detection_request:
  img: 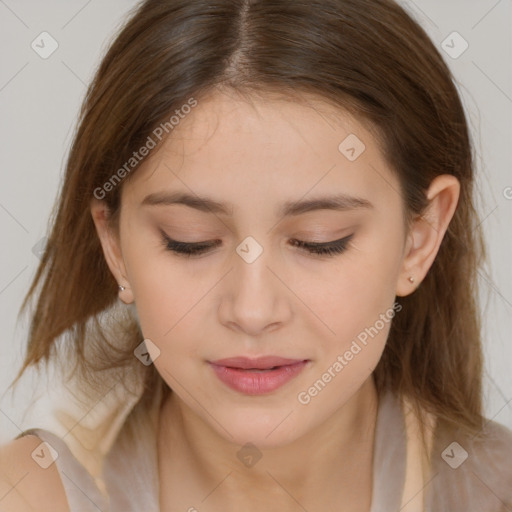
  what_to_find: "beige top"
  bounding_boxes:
[16,378,512,512]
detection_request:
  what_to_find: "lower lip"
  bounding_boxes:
[209,361,309,395]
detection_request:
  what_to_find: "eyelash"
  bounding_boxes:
[161,233,354,258]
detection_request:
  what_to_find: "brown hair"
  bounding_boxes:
[11,0,486,450]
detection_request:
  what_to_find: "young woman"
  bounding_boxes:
[1,0,511,511]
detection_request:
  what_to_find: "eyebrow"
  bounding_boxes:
[141,191,373,217]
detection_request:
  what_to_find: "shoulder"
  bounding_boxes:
[464,419,512,471]
[469,419,512,479]
[428,418,512,511]
[0,434,69,512]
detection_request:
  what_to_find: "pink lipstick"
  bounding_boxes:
[209,356,309,395]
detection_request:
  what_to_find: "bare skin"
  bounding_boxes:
[157,376,378,512]
[90,88,460,511]
[0,435,69,512]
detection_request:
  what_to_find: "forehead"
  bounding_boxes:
[122,90,402,214]
[161,89,375,157]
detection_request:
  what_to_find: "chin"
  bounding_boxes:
[210,408,308,450]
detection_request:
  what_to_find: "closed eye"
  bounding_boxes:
[289,234,354,256]
[161,232,354,258]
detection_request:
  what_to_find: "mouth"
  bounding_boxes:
[208,356,310,395]
[210,356,307,370]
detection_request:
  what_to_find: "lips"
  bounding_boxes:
[208,356,309,395]
[210,356,306,370]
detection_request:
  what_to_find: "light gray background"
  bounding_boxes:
[1,0,511,444]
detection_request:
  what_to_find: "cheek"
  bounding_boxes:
[129,266,211,389]
[296,298,398,414]
[121,235,203,350]
[295,228,404,351]
[133,279,205,347]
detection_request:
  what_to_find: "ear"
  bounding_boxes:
[396,175,460,297]
[90,198,135,304]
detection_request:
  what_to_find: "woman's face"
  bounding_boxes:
[110,90,411,448]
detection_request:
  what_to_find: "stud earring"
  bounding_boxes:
[118,285,126,291]
[408,276,415,284]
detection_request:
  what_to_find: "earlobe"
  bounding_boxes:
[396,175,460,297]
[90,198,135,304]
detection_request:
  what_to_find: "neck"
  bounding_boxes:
[158,377,379,511]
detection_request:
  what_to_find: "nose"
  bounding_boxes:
[217,245,292,337]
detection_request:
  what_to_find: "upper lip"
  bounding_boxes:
[209,356,307,370]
